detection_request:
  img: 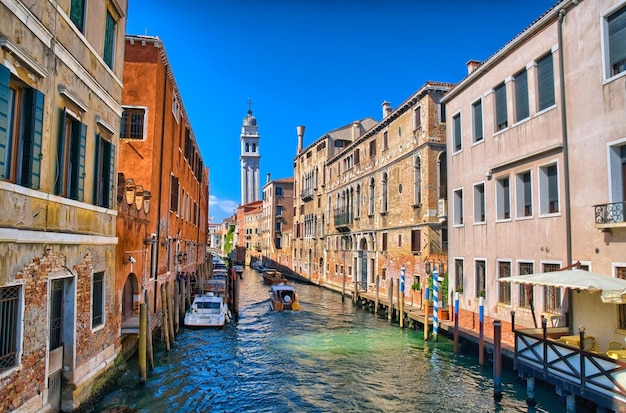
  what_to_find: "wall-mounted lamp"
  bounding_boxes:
[425,260,431,275]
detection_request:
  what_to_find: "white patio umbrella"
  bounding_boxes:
[498,268,626,304]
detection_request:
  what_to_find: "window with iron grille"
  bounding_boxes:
[475,260,486,297]
[120,108,145,139]
[498,261,511,304]
[50,279,63,349]
[543,263,562,312]
[518,262,534,308]
[92,272,104,328]
[0,285,20,372]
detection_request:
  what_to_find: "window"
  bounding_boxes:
[170,175,179,212]
[103,10,117,69]
[496,177,511,220]
[55,109,86,201]
[453,188,464,225]
[474,183,485,223]
[275,222,282,232]
[414,156,422,205]
[516,171,533,217]
[455,259,464,293]
[494,82,508,131]
[70,0,86,32]
[617,267,626,329]
[543,263,561,312]
[414,106,422,129]
[539,164,559,214]
[0,285,20,372]
[275,237,282,249]
[519,262,534,308]
[369,139,376,157]
[383,131,388,151]
[382,232,388,251]
[92,271,104,328]
[411,229,421,253]
[369,178,375,215]
[498,261,511,304]
[475,260,486,298]
[172,96,180,122]
[381,172,388,213]
[276,187,283,196]
[514,69,529,121]
[607,6,626,77]
[94,134,115,208]
[398,234,402,247]
[355,184,361,218]
[472,99,483,143]
[276,206,283,216]
[452,113,462,152]
[120,107,145,139]
[537,53,555,111]
[0,66,44,189]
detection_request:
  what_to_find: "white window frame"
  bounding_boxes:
[538,161,560,216]
[453,187,464,227]
[515,170,534,219]
[496,176,511,221]
[473,182,486,224]
[602,2,626,82]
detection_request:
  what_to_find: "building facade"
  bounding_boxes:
[240,108,261,205]
[119,35,209,343]
[442,0,626,346]
[237,201,263,265]
[262,176,294,270]
[0,0,127,411]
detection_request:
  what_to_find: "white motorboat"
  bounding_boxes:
[184,292,230,328]
[269,283,300,311]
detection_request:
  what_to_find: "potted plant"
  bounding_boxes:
[478,289,486,298]
[455,286,464,294]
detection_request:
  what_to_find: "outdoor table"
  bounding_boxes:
[607,349,626,360]
[559,335,596,349]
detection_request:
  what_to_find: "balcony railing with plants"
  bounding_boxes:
[594,201,626,228]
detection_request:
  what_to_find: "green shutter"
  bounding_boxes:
[93,134,101,205]
[472,100,483,141]
[495,83,507,129]
[21,89,44,189]
[76,122,87,201]
[55,109,67,195]
[0,65,9,178]
[537,54,555,110]
[515,70,529,121]
[108,143,115,208]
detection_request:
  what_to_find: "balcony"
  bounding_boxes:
[594,201,626,229]
[301,188,314,202]
[333,208,353,232]
[437,198,447,222]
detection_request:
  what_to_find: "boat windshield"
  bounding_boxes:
[197,301,222,310]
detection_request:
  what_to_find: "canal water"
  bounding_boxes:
[96,268,564,413]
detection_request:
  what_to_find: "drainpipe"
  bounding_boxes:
[155,58,168,309]
[558,5,573,329]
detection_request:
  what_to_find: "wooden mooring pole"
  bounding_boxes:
[388,278,394,321]
[342,273,346,302]
[375,275,380,315]
[138,303,147,383]
[493,320,502,401]
[145,290,154,370]
[478,297,484,366]
[160,283,170,351]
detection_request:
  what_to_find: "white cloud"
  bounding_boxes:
[209,195,239,223]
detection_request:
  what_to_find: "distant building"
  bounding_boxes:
[208,223,223,252]
[240,106,261,205]
[237,201,263,264]
[0,1,127,411]
[262,175,294,270]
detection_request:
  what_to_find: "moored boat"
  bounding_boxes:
[269,283,300,311]
[184,292,230,328]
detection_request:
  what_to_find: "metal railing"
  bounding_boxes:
[333,208,353,227]
[594,201,625,226]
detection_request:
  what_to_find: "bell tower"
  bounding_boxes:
[240,100,261,205]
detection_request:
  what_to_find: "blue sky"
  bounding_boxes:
[125,0,557,223]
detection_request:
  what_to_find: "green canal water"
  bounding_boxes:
[95,268,567,413]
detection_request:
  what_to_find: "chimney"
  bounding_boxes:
[296,125,305,154]
[382,101,392,118]
[466,60,481,74]
[266,173,271,185]
[351,121,360,141]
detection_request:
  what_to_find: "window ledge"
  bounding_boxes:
[412,203,421,209]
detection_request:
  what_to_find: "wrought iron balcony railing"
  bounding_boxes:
[334,208,353,231]
[300,188,314,201]
[594,201,626,229]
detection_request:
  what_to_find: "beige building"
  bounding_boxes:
[442,0,626,348]
[262,175,294,270]
[0,0,127,411]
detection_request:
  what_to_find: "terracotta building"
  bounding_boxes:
[119,35,209,345]
[237,201,263,265]
[442,0,626,347]
[261,175,294,271]
[0,1,127,411]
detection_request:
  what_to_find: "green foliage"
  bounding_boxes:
[224,224,235,255]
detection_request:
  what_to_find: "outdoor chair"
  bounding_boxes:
[583,337,597,352]
[608,341,625,351]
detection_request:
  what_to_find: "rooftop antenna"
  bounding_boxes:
[247,98,253,112]
[145,27,148,35]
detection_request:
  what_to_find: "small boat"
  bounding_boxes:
[269,283,300,311]
[184,292,230,328]
[262,269,284,285]
[233,265,244,279]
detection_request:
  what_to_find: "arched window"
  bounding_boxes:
[414,156,422,205]
[245,143,249,152]
[252,143,256,152]
[356,184,361,218]
[382,172,388,213]
[369,177,375,215]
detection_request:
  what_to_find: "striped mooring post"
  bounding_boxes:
[433,266,439,340]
